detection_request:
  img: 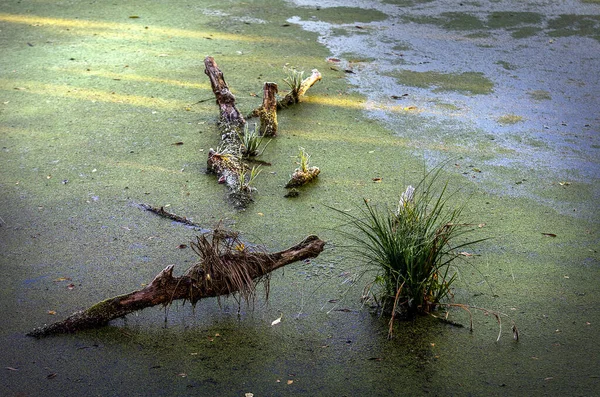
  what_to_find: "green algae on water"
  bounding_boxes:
[487,12,542,29]
[389,70,494,95]
[528,90,552,101]
[295,6,388,25]
[547,14,600,42]
[497,114,524,125]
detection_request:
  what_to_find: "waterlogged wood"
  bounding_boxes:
[285,167,321,188]
[139,203,204,229]
[28,236,326,337]
[203,56,251,207]
[248,69,322,118]
[278,69,322,109]
[258,82,278,137]
[204,56,245,129]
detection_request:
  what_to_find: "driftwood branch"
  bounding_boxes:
[278,69,322,109]
[248,69,322,118]
[28,235,326,337]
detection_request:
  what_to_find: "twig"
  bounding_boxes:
[139,203,203,229]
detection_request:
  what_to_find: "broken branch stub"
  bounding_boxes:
[28,234,326,337]
[259,82,278,137]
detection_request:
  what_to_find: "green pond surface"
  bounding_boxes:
[1,0,598,396]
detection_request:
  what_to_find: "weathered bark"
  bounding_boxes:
[204,56,245,131]
[278,69,322,109]
[258,82,278,137]
[28,235,326,337]
[206,148,253,209]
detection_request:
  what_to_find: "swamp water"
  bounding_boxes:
[1,0,598,395]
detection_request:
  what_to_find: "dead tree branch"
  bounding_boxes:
[28,234,326,337]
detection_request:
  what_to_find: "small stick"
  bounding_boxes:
[139,203,202,229]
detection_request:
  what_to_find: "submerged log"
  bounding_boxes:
[28,235,326,337]
[203,56,253,207]
[285,167,321,188]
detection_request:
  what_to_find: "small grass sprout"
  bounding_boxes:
[296,146,311,173]
[237,165,262,193]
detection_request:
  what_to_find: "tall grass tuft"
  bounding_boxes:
[333,168,485,323]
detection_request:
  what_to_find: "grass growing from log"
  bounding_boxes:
[238,123,271,158]
[334,168,486,336]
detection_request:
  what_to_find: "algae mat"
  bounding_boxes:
[1,0,599,395]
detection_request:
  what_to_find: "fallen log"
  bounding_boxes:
[203,56,253,207]
[28,233,326,337]
[204,56,245,134]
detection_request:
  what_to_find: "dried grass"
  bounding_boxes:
[186,227,272,307]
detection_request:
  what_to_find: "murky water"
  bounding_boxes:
[1,0,599,396]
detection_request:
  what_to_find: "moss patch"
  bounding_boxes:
[547,14,600,42]
[390,70,494,94]
[404,10,544,39]
[497,114,524,124]
[403,12,487,31]
[487,12,542,29]
[381,0,435,5]
[528,90,552,101]
[496,60,517,71]
[295,6,388,25]
[511,26,542,38]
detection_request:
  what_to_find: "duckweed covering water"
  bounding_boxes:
[1,0,599,396]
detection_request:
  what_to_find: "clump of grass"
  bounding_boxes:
[296,146,311,173]
[333,168,486,335]
[497,114,524,124]
[283,66,305,95]
[238,123,271,158]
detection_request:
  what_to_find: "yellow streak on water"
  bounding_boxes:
[1,79,189,110]
[0,13,278,43]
